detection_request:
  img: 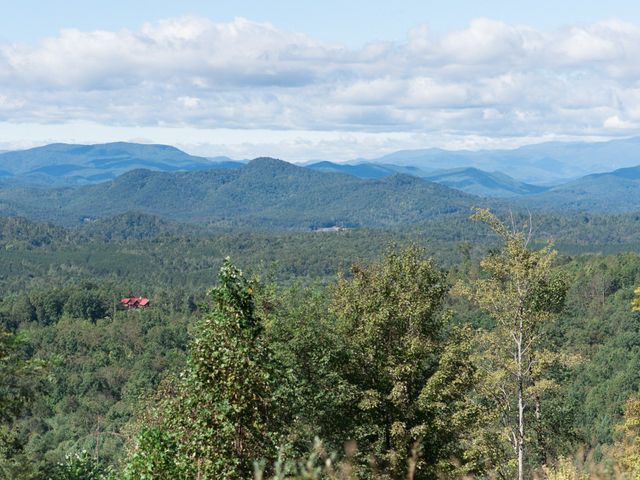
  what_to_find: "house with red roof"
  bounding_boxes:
[120,297,150,309]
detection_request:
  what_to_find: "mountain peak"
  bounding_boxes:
[245,157,303,173]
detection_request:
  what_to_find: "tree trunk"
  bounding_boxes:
[518,384,524,480]
[517,314,525,480]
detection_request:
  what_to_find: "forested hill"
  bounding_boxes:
[0,157,482,228]
[519,164,640,212]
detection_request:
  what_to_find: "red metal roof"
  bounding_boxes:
[120,297,150,307]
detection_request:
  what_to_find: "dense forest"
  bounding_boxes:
[2,209,640,479]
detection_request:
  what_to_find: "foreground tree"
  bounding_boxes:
[124,258,273,479]
[457,209,566,480]
[263,284,358,457]
[610,396,640,478]
[0,327,45,478]
[331,246,477,478]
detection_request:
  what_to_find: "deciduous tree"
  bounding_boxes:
[332,246,477,478]
[125,258,274,479]
[456,209,566,480]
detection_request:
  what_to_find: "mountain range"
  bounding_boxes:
[0,142,547,197]
[2,140,640,228]
[3,136,640,188]
[0,142,243,185]
[362,136,640,184]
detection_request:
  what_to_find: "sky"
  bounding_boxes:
[2,1,640,160]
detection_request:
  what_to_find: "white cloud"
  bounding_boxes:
[1,15,640,156]
[440,19,542,65]
[177,96,201,109]
[604,115,635,129]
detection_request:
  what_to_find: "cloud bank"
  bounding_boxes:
[1,16,640,155]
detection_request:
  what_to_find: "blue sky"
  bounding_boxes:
[4,1,640,45]
[1,1,640,160]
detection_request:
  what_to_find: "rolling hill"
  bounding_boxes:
[4,137,640,192]
[0,157,482,228]
[5,140,640,220]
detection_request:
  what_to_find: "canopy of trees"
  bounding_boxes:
[2,211,640,478]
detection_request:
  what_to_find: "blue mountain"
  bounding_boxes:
[0,142,243,185]
[519,164,640,212]
[364,137,640,184]
[306,161,545,197]
[423,168,548,197]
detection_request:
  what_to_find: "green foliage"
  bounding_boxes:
[0,329,43,424]
[0,327,45,478]
[331,246,477,478]
[6,211,640,478]
[456,209,569,478]
[633,286,640,313]
[48,450,111,480]
[264,284,357,456]
[126,259,274,479]
[4,303,191,475]
[610,396,640,478]
[542,456,589,480]
[547,252,640,446]
[122,428,183,480]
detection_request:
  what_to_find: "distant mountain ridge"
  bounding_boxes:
[362,136,640,184]
[306,161,428,179]
[3,152,640,226]
[307,161,547,197]
[519,164,640,212]
[423,168,548,197]
[4,137,640,190]
[4,139,640,213]
[0,142,243,185]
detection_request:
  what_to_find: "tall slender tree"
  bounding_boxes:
[457,209,566,480]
